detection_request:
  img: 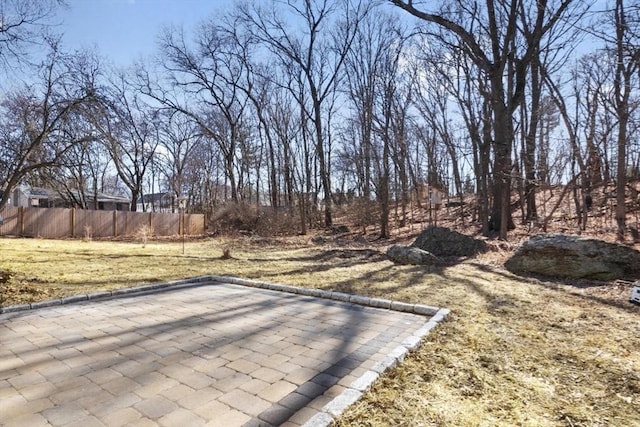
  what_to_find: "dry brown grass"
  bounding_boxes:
[1,235,639,426]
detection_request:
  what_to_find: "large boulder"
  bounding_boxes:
[386,245,443,266]
[411,226,487,257]
[505,233,640,280]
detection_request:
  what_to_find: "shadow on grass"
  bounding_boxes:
[462,261,640,314]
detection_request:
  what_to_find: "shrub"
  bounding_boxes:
[221,247,232,259]
[254,208,301,236]
[208,202,258,235]
[83,225,93,242]
[342,198,378,232]
[136,225,153,247]
[208,203,302,237]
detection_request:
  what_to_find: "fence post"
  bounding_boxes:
[19,207,25,236]
[113,210,117,237]
[184,213,188,235]
[71,208,76,238]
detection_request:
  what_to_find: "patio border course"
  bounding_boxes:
[0,274,450,426]
[0,276,212,314]
[0,274,446,318]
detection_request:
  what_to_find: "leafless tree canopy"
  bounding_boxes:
[2,0,640,240]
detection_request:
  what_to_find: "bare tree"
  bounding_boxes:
[90,70,159,211]
[0,0,63,70]
[412,55,465,202]
[37,50,113,210]
[434,48,493,233]
[610,0,640,239]
[372,29,408,238]
[343,11,399,200]
[390,0,583,239]
[155,111,201,211]
[214,19,283,210]
[143,21,251,203]
[341,10,405,232]
[268,73,310,232]
[37,119,106,209]
[237,0,371,227]
[183,132,222,215]
[516,0,584,224]
[0,42,96,211]
[242,64,281,210]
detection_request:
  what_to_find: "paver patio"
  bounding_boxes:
[0,278,447,426]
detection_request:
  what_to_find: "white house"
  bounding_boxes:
[136,192,175,213]
[9,184,130,211]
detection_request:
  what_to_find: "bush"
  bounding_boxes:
[208,202,303,237]
[136,225,153,247]
[255,208,301,236]
[83,225,93,242]
[209,202,259,235]
[341,198,378,232]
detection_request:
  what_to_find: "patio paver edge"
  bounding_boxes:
[0,274,450,427]
[1,274,446,318]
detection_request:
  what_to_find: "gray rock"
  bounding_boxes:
[411,226,487,257]
[329,224,350,234]
[353,235,369,245]
[386,245,443,265]
[504,233,640,280]
[311,236,328,245]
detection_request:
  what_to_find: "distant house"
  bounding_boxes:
[137,192,175,213]
[11,185,59,208]
[90,192,130,211]
[9,184,130,211]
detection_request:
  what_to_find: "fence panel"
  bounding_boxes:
[185,213,205,235]
[76,210,114,238]
[0,207,204,238]
[23,208,72,238]
[152,212,179,236]
[0,207,20,236]
[116,211,151,237]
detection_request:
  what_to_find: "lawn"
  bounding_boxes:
[1,236,639,426]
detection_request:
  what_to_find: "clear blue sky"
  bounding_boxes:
[59,0,231,66]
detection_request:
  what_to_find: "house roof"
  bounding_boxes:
[90,192,130,204]
[20,186,129,204]
[137,193,173,204]
[28,187,58,198]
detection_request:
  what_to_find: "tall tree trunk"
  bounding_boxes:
[524,55,541,221]
[380,135,391,239]
[614,0,633,241]
[489,99,515,238]
[312,98,333,227]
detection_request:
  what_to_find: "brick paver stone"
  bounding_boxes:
[0,279,445,426]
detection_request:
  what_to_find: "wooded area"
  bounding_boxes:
[0,0,639,240]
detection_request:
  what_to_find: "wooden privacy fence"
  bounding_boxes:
[0,207,205,239]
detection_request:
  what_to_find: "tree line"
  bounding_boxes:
[0,0,639,240]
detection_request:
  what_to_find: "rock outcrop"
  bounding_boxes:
[411,226,487,257]
[504,233,640,280]
[387,226,486,265]
[386,245,443,266]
